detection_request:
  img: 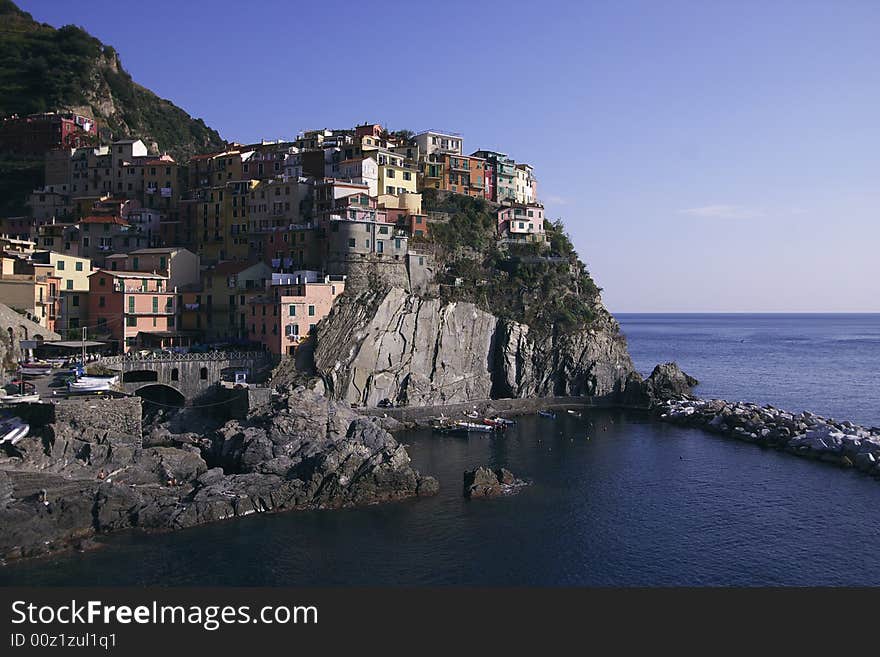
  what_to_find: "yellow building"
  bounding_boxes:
[143,155,180,217]
[44,252,91,335]
[193,180,255,264]
[371,148,418,196]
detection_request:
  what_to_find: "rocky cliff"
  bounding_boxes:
[313,287,636,407]
[0,302,59,374]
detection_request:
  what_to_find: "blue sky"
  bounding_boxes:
[19,0,880,312]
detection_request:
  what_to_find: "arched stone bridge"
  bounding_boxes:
[100,351,272,402]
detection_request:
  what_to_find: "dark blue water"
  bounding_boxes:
[2,314,879,586]
[619,313,880,427]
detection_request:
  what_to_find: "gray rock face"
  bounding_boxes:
[623,362,699,407]
[0,301,60,373]
[658,397,880,477]
[0,385,437,561]
[463,466,526,498]
[314,288,636,407]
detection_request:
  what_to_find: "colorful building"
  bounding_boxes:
[88,270,176,352]
[248,275,346,356]
[497,203,548,246]
[30,251,92,335]
[514,163,538,204]
[0,112,97,155]
[414,130,463,157]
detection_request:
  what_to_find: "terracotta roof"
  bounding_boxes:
[213,260,262,275]
[89,269,167,280]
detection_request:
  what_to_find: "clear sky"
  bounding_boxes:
[18,0,880,312]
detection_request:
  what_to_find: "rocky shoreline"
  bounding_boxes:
[0,383,438,562]
[658,397,880,474]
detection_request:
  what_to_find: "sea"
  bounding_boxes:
[2,313,879,586]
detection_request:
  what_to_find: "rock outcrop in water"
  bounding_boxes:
[0,385,437,561]
[659,398,880,474]
[313,288,636,407]
[463,466,526,499]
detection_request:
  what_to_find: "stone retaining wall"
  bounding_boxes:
[53,397,143,447]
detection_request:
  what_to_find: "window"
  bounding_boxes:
[377,241,384,253]
[308,305,315,316]
[347,238,356,248]
[126,316,136,327]
[289,305,296,316]
[171,368,179,381]
[57,260,65,271]
[386,169,395,178]
[75,261,83,271]
[200,367,208,380]
[66,280,73,290]
[99,296,106,307]
[72,295,79,307]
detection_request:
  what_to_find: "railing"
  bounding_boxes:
[102,350,266,364]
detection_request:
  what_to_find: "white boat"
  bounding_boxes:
[455,422,495,433]
[67,379,114,394]
[0,417,29,445]
[19,364,52,376]
[0,393,40,404]
[77,375,119,385]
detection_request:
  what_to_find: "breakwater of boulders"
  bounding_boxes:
[658,398,880,475]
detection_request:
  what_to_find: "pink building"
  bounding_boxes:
[88,270,176,352]
[248,276,346,355]
[497,203,547,245]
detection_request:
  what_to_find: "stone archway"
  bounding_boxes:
[135,384,185,408]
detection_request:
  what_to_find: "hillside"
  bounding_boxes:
[421,189,602,333]
[0,0,225,161]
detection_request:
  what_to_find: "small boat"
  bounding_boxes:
[0,417,29,445]
[67,379,114,394]
[538,410,556,419]
[463,410,480,419]
[567,410,582,417]
[456,422,495,433]
[19,364,52,376]
[487,416,516,426]
[77,375,120,385]
[0,393,40,404]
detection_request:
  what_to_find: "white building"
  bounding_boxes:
[414,130,463,156]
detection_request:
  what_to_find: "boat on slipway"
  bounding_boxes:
[18,363,52,377]
[0,416,30,445]
[66,375,120,395]
[0,380,40,404]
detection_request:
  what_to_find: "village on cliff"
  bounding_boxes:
[0,114,546,358]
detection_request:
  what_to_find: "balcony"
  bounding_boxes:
[115,286,168,293]
[126,306,175,316]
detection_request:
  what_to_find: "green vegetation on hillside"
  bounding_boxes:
[0,0,224,161]
[421,189,601,333]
